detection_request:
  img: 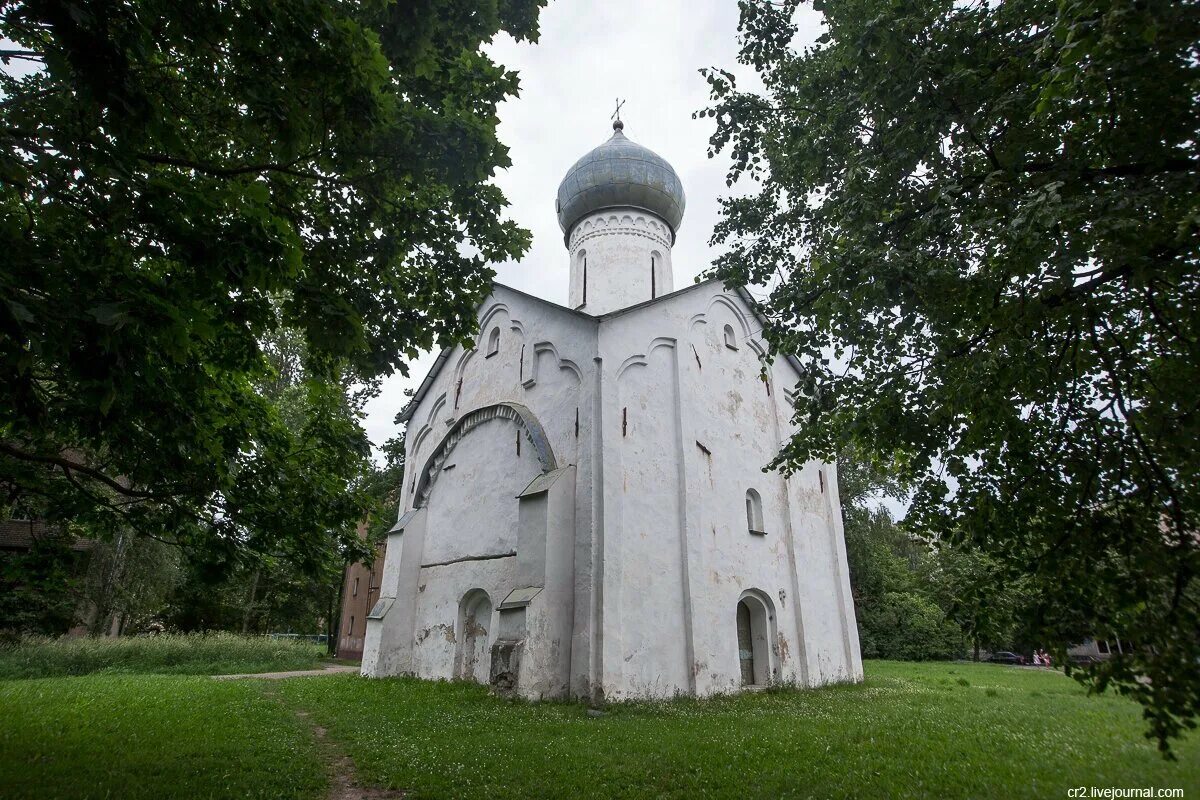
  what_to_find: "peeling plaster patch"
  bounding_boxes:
[416,623,455,645]
[778,588,787,608]
[724,390,744,421]
[777,634,791,664]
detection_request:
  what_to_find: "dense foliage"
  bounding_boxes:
[838,454,964,660]
[702,0,1199,749]
[0,528,82,635]
[0,0,542,574]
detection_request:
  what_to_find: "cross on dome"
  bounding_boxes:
[611,97,626,131]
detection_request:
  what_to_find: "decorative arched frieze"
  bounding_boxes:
[452,346,476,391]
[521,341,583,389]
[410,424,434,464]
[413,402,557,509]
[567,211,673,253]
[688,295,755,350]
[425,393,448,428]
[476,303,511,345]
[615,336,677,379]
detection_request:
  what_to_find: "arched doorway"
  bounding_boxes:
[736,600,756,685]
[736,590,777,687]
[456,590,493,684]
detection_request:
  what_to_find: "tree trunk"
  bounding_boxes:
[98,532,128,637]
[241,570,260,634]
[326,582,337,656]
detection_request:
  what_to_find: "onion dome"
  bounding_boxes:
[555,120,686,244]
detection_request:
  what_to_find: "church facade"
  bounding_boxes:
[361,121,863,701]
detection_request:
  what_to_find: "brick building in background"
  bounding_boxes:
[335,533,387,661]
[0,518,94,634]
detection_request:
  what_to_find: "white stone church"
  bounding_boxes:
[361,120,862,701]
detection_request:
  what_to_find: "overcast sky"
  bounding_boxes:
[361,1,826,455]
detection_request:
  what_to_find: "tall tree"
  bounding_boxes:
[839,451,963,661]
[0,1,542,573]
[702,0,1199,750]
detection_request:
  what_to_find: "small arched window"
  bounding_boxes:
[724,324,738,350]
[486,327,500,357]
[746,488,765,535]
[650,254,657,299]
[576,249,588,308]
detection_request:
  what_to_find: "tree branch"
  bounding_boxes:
[136,152,330,182]
[0,442,173,500]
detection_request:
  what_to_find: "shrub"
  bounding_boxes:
[857,591,965,661]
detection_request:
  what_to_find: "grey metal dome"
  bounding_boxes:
[556,121,686,243]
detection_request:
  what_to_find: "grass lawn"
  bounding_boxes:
[0,660,1195,799]
[0,674,325,800]
[278,660,1200,799]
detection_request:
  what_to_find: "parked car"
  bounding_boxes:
[986,651,1026,665]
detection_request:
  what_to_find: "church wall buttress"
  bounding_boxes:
[608,339,690,698]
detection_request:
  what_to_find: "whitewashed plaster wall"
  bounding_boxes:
[594,280,862,699]
[419,419,538,565]
[367,278,861,698]
[400,286,596,516]
[410,554,518,681]
[567,207,674,315]
[371,285,599,689]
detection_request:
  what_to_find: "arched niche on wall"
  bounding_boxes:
[412,402,557,509]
